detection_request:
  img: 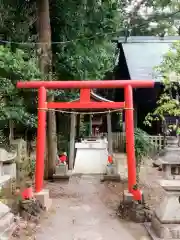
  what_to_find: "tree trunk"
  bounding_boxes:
[9,119,14,143]
[36,0,57,179]
[47,101,57,178]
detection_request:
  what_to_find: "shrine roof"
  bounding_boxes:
[116,36,180,81]
[117,36,180,43]
[71,91,113,103]
[70,91,115,112]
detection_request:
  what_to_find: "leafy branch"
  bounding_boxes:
[144,42,180,128]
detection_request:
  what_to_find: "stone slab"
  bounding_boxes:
[0,221,17,239]
[0,148,16,163]
[3,163,16,179]
[0,202,10,219]
[144,222,164,240]
[154,193,180,223]
[124,190,133,203]
[115,154,128,181]
[0,212,14,233]
[55,164,68,175]
[34,189,52,211]
[100,174,121,182]
[159,180,180,191]
[53,174,70,180]
[157,149,180,165]
[73,146,108,174]
[145,220,180,239]
[53,170,72,180]
[0,175,11,189]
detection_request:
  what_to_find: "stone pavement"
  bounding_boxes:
[35,175,137,240]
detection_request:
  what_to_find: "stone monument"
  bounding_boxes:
[146,136,180,239]
[0,148,17,239]
[0,148,17,194]
[11,139,28,182]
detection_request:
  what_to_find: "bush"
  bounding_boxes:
[135,128,154,162]
[134,128,155,182]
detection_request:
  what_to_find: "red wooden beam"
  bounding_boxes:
[80,89,90,102]
[47,101,125,109]
[17,80,154,89]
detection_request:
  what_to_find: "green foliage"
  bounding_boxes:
[134,128,154,163]
[0,129,8,145]
[51,0,122,81]
[29,159,36,179]
[123,0,180,36]
[144,42,180,127]
[134,128,155,182]
[0,45,42,128]
[0,0,36,44]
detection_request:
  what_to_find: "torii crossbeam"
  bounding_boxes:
[17,80,154,200]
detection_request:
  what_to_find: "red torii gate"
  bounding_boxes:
[17,80,154,200]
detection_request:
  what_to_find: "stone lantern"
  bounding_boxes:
[146,136,180,239]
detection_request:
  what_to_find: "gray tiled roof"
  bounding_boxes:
[118,36,180,43]
[122,42,173,81]
[71,91,112,103]
[116,36,180,81]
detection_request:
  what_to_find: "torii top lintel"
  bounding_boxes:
[17,80,154,89]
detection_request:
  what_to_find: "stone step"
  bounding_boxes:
[55,164,68,175]
[166,147,180,152]
[0,175,11,190]
[0,212,14,233]
[101,174,121,182]
[166,136,177,140]
[0,212,15,239]
[0,221,16,240]
[167,142,178,146]
[166,136,178,145]
[0,202,10,219]
[53,170,72,180]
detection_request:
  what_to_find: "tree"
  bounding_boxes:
[0,0,37,44]
[36,0,57,179]
[122,0,180,36]
[0,45,42,138]
[144,41,180,128]
[50,0,123,81]
[49,0,124,159]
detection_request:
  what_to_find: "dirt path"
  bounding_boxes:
[12,156,161,239]
[34,175,147,240]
